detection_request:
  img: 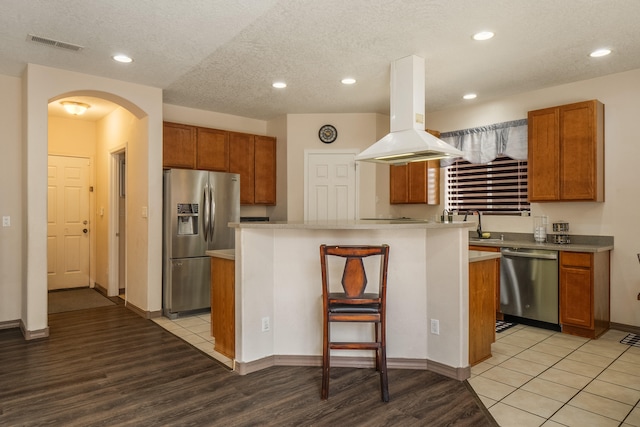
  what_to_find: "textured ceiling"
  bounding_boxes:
[3,0,640,121]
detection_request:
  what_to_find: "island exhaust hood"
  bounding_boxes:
[355,55,463,165]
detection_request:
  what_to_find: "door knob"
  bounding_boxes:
[83,228,88,234]
[83,220,88,225]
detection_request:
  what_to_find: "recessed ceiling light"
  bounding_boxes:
[463,93,477,100]
[590,48,611,58]
[112,54,133,63]
[272,82,287,89]
[341,78,356,85]
[472,31,494,41]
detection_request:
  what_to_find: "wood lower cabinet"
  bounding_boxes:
[469,256,498,366]
[528,100,604,202]
[469,245,502,320]
[163,122,197,169]
[560,251,610,339]
[211,256,235,359]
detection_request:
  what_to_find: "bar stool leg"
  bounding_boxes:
[321,318,330,399]
[380,345,389,402]
[379,319,389,402]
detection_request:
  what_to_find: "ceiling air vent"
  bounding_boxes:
[27,34,84,52]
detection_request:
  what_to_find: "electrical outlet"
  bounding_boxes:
[261,316,270,332]
[430,319,440,335]
[2,216,10,227]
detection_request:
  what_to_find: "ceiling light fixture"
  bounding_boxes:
[272,82,287,88]
[112,54,133,63]
[61,101,91,115]
[341,78,356,85]
[463,93,477,100]
[472,31,494,41]
[590,48,611,58]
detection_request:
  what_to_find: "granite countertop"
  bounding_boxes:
[230,219,475,230]
[469,250,501,263]
[205,249,235,260]
[468,232,613,253]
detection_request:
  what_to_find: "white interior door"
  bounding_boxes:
[305,151,358,221]
[47,155,91,290]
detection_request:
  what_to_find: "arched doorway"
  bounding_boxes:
[23,65,163,339]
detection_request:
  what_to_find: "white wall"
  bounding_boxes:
[0,75,23,325]
[284,113,384,221]
[426,68,640,328]
[95,107,149,303]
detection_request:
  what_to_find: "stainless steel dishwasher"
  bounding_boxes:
[500,248,559,325]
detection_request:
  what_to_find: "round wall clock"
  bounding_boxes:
[318,124,337,144]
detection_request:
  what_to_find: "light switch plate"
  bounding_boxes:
[430,319,440,335]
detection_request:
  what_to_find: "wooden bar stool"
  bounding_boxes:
[319,244,390,402]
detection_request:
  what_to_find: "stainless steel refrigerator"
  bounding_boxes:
[162,169,240,318]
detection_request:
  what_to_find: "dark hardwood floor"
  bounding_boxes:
[0,303,496,426]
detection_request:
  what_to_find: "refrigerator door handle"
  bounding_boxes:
[209,186,216,241]
[203,184,210,242]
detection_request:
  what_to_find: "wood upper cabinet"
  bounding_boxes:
[389,130,441,205]
[254,135,277,205]
[163,122,197,169]
[196,127,229,172]
[164,122,277,205]
[528,100,604,202]
[229,132,255,204]
[229,132,277,205]
[390,161,440,204]
[559,251,610,339]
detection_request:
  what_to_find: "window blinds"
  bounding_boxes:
[446,156,529,213]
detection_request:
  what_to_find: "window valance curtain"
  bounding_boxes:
[440,118,528,166]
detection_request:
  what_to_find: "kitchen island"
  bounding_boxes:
[229,219,476,380]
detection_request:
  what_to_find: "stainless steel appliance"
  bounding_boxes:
[500,248,559,325]
[163,169,240,318]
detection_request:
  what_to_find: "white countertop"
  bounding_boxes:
[230,220,475,230]
[469,250,501,263]
[205,249,235,261]
[468,232,613,253]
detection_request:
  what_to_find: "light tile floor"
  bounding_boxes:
[151,311,235,370]
[470,325,640,427]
